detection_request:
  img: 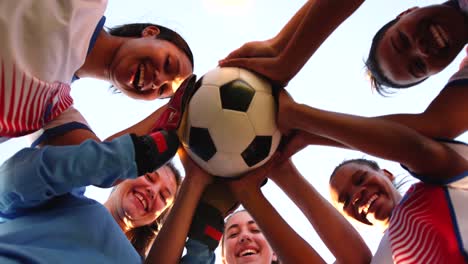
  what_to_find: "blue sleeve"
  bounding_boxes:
[0,135,137,216]
[180,238,215,264]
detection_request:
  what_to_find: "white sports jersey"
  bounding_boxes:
[372,141,468,263]
[0,0,107,141]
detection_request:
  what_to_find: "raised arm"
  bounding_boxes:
[145,150,213,264]
[220,0,364,85]
[379,84,468,139]
[0,135,137,215]
[227,162,326,264]
[270,159,371,264]
[278,90,468,180]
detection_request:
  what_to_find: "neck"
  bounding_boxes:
[75,30,123,81]
[104,199,130,232]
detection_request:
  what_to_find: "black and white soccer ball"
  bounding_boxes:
[180,67,281,178]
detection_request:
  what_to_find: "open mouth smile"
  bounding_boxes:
[429,24,449,49]
[134,191,148,212]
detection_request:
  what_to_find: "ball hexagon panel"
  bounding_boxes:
[188,127,217,161]
[187,84,223,129]
[220,79,255,112]
[239,68,271,94]
[209,110,256,153]
[199,67,240,87]
[246,91,277,135]
[206,152,250,177]
[241,136,272,167]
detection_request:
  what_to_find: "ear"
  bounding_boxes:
[142,25,160,38]
[272,252,278,262]
[397,7,418,18]
[381,169,395,182]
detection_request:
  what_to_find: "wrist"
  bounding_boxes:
[184,170,212,189]
[188,202,224,251]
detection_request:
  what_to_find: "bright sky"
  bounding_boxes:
[1,0,466,263]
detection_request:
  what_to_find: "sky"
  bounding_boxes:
[1,0,467,262]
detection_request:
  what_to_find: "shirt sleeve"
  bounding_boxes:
[445,51,468,88]
[0,135,137,216]
[180,238,216,264]
[30,106,94,147]
[403,139,468,189]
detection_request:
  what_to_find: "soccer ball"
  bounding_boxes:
[179,67,281,178]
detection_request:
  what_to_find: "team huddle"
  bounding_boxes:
[0,0,467,263]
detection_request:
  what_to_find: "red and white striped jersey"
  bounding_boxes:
[388,182,468,264]
[372,140,468,264]
[0,63,73,139]
[0,0,107,142]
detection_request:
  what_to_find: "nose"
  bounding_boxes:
[239,233,252,244]
[146,187,155,201]
[152,70,170,89]
[412,39,430,58]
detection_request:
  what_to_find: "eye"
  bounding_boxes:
[251,228,261,234]
[228,232,239,239]
[159,83,168,96]
[165,56,172,73]
[356,172,366,185]
[159,192,167,205]
[145,173,154,182]
[398,30,410,50]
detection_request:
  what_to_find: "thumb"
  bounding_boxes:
[277,132,307,163]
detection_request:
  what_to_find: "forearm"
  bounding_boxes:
[271,0,316,50]
[0,136,137,214]
[239,188,325,264]
[146,174,209,264]
[271,161,371,264]
[280,0,364,78]
[105,104,168,141]
[289,103,437,170]
[381,85,468,139]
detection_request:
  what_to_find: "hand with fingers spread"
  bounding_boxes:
[219,39,290,87]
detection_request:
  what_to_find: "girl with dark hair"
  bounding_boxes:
[0,0,194,146]
[275,89,468,263]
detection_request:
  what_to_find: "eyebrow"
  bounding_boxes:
[226,224,240,232]
[390,37,401,54]
[164,187,172,198]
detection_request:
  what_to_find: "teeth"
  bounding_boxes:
[430,25,448,49]
[359,194,378,215]
[240,249,257,257]
[138,64,145,88]
[134,192,147,211]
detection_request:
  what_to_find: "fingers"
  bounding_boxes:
[277,131,307,163]
[218,58,251,69]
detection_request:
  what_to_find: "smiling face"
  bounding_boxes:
[223,211,276,264]
[376,5,468,87]
[109,166,178,229]
[329,162,401,230]
[109,26,193,100]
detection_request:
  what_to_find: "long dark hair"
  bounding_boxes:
[125,162,182,257]
[364,18,427,95]
[108,23,194,70]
